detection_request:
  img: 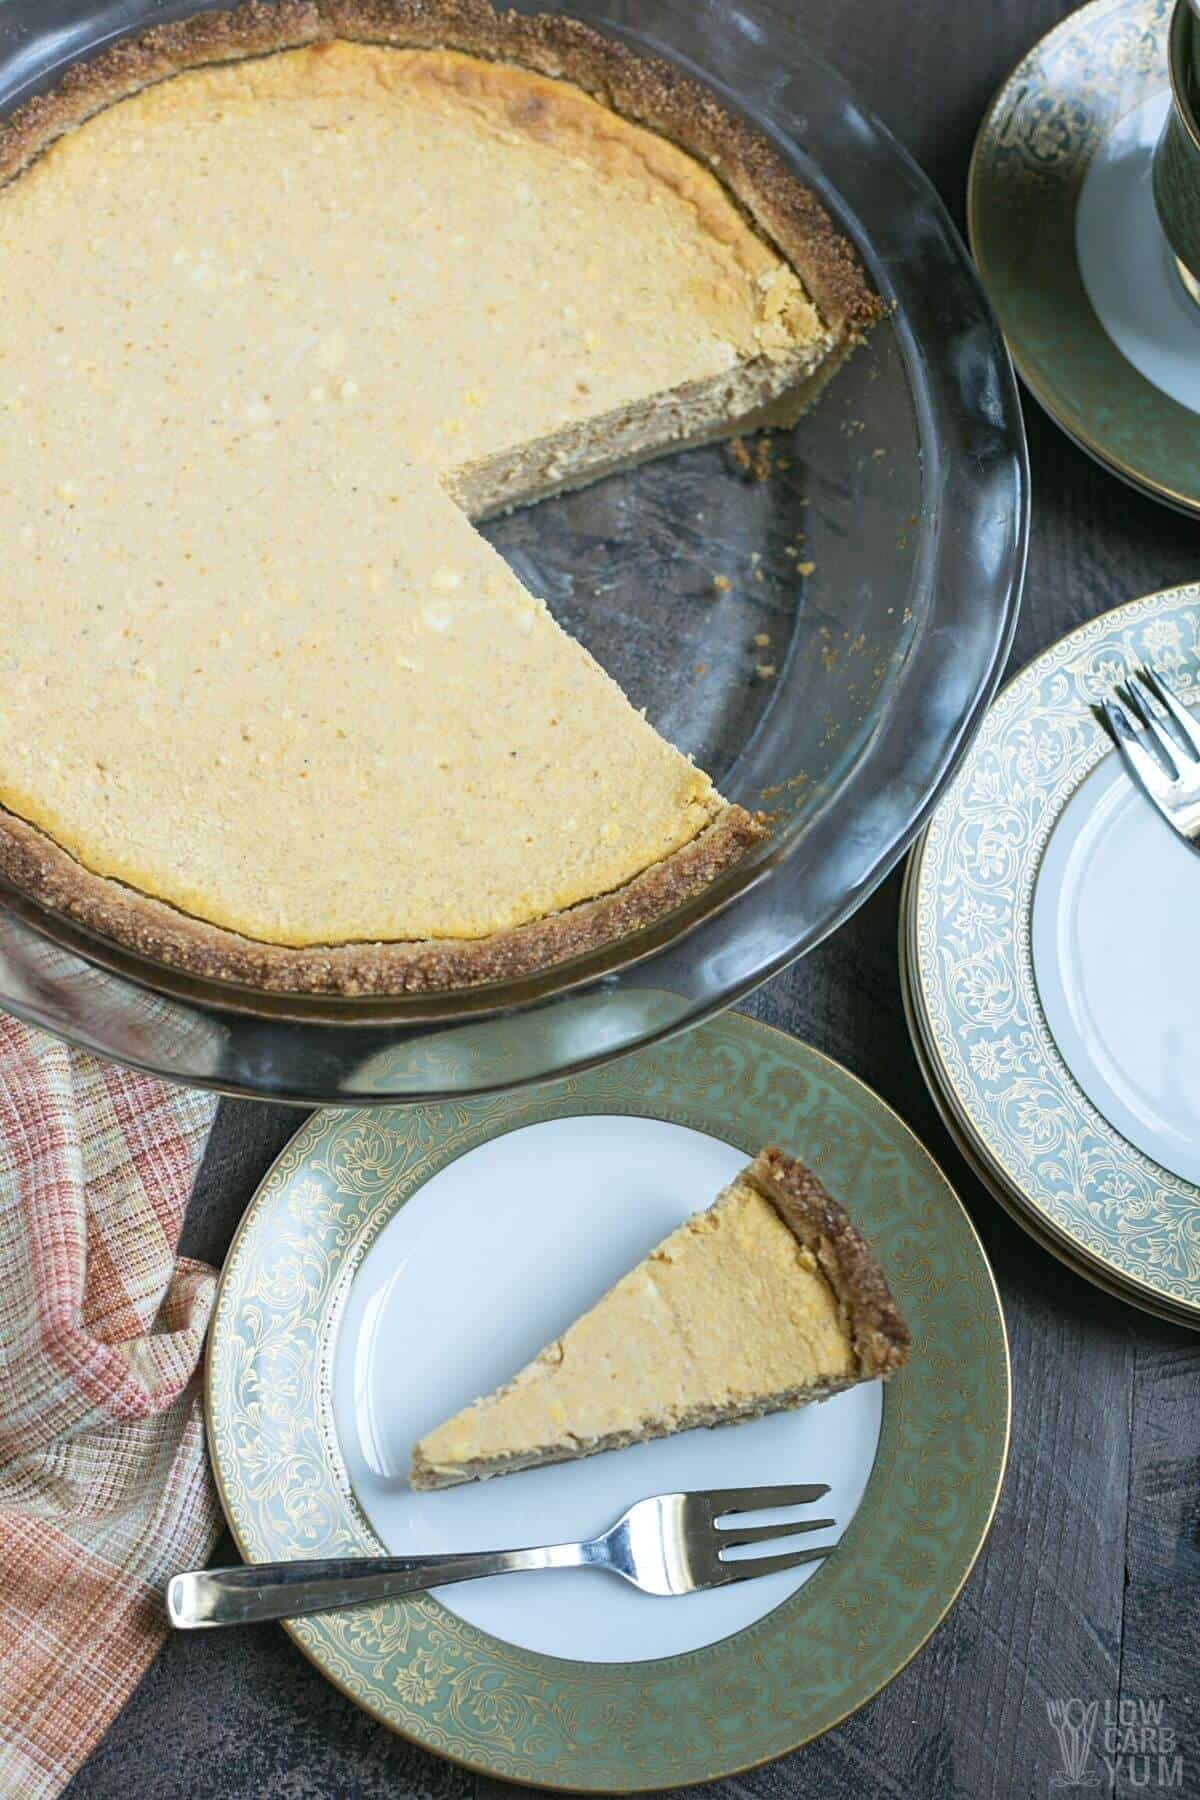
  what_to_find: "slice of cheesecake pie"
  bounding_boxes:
[0,1,882,995]
[410,1146,910,1489]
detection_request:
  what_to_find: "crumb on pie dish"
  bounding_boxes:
[0,0,882,996]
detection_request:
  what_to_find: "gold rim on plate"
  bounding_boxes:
[205,1009,1010,1791]
[967,0,1200,518]
[899,875,1200,1331]
[901,583,1200,1322]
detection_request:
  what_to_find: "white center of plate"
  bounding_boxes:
[1032,749,1200,1186]
[1075,89,1200,416]
[334,1115,882,1663]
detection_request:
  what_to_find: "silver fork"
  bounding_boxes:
[1100,666,1200,850]
[167,1484,835,1628]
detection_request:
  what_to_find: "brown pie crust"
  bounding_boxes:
[746,1147,911,1376]
[0,0,880,996]
[0,798,766,996]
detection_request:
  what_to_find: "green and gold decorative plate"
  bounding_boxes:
[206,1011,1009,1791]
[899,892,1200,1330]
[904,584,1200,1328]
[970,0,1200,515]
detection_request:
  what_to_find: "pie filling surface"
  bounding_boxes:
[0,13,877,987]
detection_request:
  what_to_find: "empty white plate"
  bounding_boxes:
[905,579,1200,1318]
[1033,746,1200,1187]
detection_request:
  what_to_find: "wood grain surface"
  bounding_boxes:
[65,1,1200,1795]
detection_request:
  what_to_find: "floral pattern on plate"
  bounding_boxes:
[910,583,1200,1313]
[969,0,1200,514]
[207,1011,1009,1791]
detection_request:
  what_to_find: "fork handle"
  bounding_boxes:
[167,1543,591,1629]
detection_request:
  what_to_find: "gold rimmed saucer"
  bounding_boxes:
[969,0,1200,515]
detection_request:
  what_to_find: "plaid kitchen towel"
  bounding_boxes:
[0,1017,220,1798]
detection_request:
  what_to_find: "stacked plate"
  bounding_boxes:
[902,583,1200,1329]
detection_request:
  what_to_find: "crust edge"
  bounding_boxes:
[746,1146,912,1376]
[410,1371,863,1490]
[0,800,766,996]
[0,0,884,334]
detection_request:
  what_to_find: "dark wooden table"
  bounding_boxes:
[66,2,1200,1794]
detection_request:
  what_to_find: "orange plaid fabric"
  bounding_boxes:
[0,1017,219,1797]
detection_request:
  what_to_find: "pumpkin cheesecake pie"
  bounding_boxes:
[411,1147,910,1488]
[0,1,881,995]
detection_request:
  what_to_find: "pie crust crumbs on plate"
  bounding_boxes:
[0,0,881,996]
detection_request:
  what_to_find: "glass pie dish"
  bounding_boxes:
[0,0,1028,1103]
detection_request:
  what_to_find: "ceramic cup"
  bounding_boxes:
[1153,0,1200,305]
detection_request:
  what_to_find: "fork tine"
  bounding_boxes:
[1124,679,1183,779]
[704,1484,830,1516]
[1122,681,1183,779]
[717,1516,837,1549]
[1140,666,1200,762]
[1101,699,1174,798]
[713,1544,836,1584]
